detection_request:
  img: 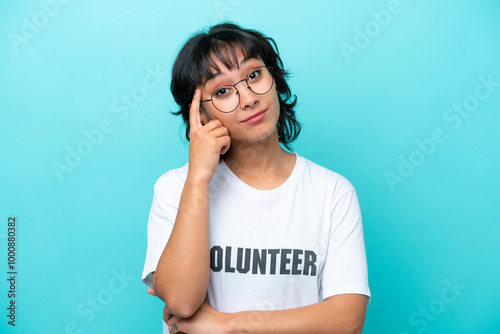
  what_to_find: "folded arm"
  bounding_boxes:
[226,293,367,334]
[160,293,368,334]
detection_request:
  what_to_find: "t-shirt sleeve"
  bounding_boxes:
[321,186,371,305]
[142,173,182,288]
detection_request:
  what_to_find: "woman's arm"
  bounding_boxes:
[226,294,367,334]
[153,89,231,318]
[152,176,210,318]
[163,294,368,334]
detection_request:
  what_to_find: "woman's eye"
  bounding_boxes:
[215,87,229,96]
[248,69,261,81]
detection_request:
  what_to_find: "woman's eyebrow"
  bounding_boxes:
[207,57,256,82]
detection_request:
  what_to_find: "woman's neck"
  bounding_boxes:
[221,131,296,190]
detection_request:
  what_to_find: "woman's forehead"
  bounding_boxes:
[210,45,252,68]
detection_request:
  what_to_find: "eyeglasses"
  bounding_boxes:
[200,66,274,113]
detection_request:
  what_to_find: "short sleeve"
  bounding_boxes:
[321,189,371,305]
[141,172,184,288]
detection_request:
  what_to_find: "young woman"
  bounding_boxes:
[142,22,371,334]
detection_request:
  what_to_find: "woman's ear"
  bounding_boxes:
[199,108,211,126]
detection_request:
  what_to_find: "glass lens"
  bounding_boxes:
[212,85,239,113]
[247,66,273,95]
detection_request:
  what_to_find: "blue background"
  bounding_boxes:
[1,0,499,333]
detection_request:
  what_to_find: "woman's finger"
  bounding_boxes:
[189,89,203,133]
[163,306,172,322]
[166,315,182,333]
[221,137,231,155]
[209,126,229,138]
[197,118,223,132]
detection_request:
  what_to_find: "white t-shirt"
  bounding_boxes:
[142,154,371,331]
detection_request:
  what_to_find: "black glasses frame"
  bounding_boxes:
[200,66,274,113]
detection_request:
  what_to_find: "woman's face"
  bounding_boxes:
[197,50,280,145]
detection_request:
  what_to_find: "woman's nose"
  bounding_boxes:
[235,81,258,109]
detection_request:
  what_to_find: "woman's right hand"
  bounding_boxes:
[187,89,231,184]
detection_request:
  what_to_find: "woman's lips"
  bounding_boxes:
[242,109,267,124]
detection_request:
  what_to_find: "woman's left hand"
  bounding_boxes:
[147,287,228,333]
[165,302,228,334]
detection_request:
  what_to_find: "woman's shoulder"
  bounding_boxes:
[153,163,189,193]
[298,155,356,195]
